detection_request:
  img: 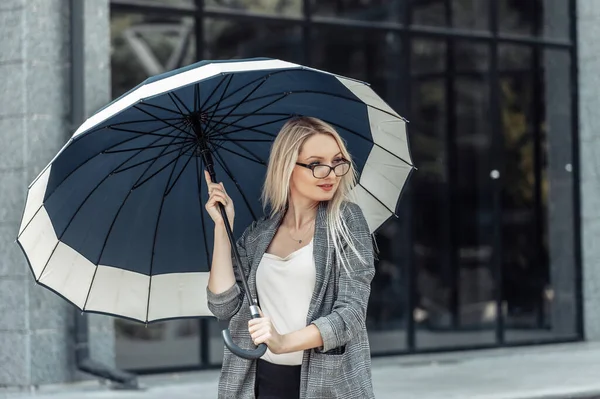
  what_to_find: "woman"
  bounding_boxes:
[204,116,375,399]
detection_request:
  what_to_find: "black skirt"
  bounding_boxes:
[255,359,301,399]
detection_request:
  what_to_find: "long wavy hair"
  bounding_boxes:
[261,116,369,269]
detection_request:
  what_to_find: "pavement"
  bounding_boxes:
[2,342,600,399]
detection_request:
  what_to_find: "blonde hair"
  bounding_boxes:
[261,116,369,270]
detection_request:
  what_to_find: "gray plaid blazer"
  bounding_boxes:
[206,201,376,398]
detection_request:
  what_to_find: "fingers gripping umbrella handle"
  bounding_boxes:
[222,305,267,360]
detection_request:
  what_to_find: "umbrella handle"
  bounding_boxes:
[202,160,267,360]
[222,305,267,359]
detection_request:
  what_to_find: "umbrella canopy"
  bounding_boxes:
[17,58,414,324]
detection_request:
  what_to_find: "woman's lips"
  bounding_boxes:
[318,184,334,192]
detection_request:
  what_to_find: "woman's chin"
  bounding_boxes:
[313,190,336,201]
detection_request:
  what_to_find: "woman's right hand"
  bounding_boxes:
[204,170,235,228]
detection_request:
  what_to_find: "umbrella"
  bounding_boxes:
[16,57,414,359]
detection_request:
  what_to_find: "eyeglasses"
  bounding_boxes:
[295,161,351,179]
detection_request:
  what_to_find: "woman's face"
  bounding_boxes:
[290,133,347,203]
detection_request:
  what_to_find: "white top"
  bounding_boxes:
[255,240,316,365]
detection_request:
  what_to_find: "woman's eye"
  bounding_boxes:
[333,158,345,164]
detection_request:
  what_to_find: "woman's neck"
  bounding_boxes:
[285,196,319,230]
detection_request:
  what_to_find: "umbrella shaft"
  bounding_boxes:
[216,201,256,307]
[185,114,259,312]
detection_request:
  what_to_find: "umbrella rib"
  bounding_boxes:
[145,140,188,323]
[35,237,61,285]
[210,100,289,139]
[215,115,290,136]
[167,93,186,115]
[17,130,181,241]
[210,89,406,123]
[214,105,287,137]
[199,74,228,112]
[201,68,304,115]
[194,83,199,114]
[113,140,192,175]
[216,138,273,143]
[169,92,192,115]
[208,117,279,139]
[205,77,273,136]
[90,117,184,131]
[165,149,195,197]
[211,149,258,222]
[207,92,284,116]
[292,90,409,121]
[204,74,235,132]
[82,131,188,311]
[129,142,196,189]
[357,182,399,218]
[103,139,193,154]
[136,101,185,117]
[107,126,189,140]
[201,73,254,115]
[84,116,186,138]
[134,105,195,139]
[211,138,268,166]
[209,142,266,165]
[195,156,212,273]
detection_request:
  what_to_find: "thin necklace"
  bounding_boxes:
[287,219,315,244]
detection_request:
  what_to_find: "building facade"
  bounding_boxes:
[1,0,599,385]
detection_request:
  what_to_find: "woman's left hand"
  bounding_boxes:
[248,310,287,355]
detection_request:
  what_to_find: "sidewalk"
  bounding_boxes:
[3,342,600,399]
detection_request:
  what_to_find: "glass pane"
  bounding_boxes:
[311,27,407,353]
[498,0,536,35]
[209,319,226,365]
[204,18,303,63]
[411,39,446,77]
[411,0,445,27]
[413,75,498,349]
[311,28,401,100]
[409,78,451,348]
[498,0,570,39]
[503,48,577,342]
[452,77,496,346]
[114,319,201,370]
[122,0,194,5]
[540,0,570,40]
[311,0,402,22]
[454,41,489,73]
[451,0,489,31]
[368,218,409,353]
[499,44,543,341]
[111,12,196,99]
[205,0,302,16]
[499,43,532,71]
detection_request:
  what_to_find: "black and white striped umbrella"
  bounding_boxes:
[16,58,414,324]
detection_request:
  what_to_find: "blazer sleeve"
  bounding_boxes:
[311,202,375,353]
[206,221,255,321]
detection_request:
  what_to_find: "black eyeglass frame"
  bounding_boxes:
[295,161,351,179]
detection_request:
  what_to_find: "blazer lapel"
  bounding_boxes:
[307,202,330,322]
